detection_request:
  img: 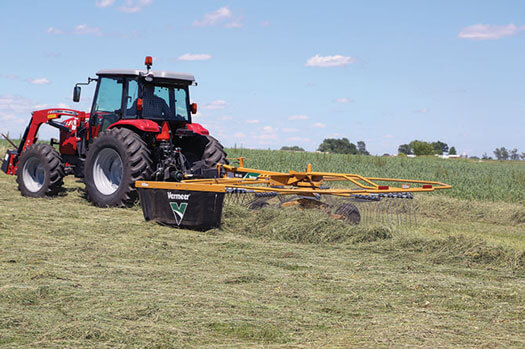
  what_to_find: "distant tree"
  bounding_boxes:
[470,156,480,160]
[409,140,435,156]
[494,147,509,160]
[510,148,520,160]
[482,153,491,160]
[449,146,457,155]
[398,144,412,155]
[382,153,390,157]
[280,146,304,151]
[318,138,357,154]
[431,140,449,155]
[521,153,525,160]
[357,141,370,155]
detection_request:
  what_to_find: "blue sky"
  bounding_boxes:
[1,0,524,156]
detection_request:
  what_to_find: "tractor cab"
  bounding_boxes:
[73,56,200,139]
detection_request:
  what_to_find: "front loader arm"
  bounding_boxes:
[2,108,86,175]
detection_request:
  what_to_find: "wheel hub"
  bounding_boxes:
[23,157,45,192]
[93,148,123,195]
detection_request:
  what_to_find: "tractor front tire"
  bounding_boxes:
[16,144,64,197]
[84,128,152,207]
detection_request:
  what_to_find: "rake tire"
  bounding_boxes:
[334,202,361,224]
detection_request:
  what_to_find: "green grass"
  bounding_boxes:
[0,142,524,346]
[227,148,525,203]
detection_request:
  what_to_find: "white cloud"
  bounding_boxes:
[260,20,270,27]
[225,17,243,28]
[203,100,227,110]
[193,7,232,26]
[28,78,51,85]
[74,24,104,36]
[335,97,352,103]
[305,54,355,67]
[0,74,18,80]
[257,133,278,141]
[313,122,326,128]
[178,53,212,61]
[0,114,17,121]
[282,128,298,133]
[219,115,232,120]
[246,119,259,124]
[119,0,153,13]
[414,108,429,113]
[95,0,115,7]
[288,114,309,120]
[234,132,246,138]
[57,103,70,109]
[288,137,310,142]
[384,134,393,138]
[262,126,275,132]
[0,95,34,117]
[33,104,49,109]
[458,24,525,40]
[46,27,64,34]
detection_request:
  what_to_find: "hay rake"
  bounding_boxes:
[136,158,450,227]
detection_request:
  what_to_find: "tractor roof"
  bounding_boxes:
[96,69,195,83]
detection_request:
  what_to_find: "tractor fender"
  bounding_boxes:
[108,119,161,133]
[186,122,209,135]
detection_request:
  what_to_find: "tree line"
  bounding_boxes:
[281,138,524,160]
[316,138,370,155]
[491,147,525,160]
[398,140,456,156]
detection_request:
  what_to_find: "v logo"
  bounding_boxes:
[170,202,188,225]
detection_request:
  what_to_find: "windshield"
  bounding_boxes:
[141,83,190,121]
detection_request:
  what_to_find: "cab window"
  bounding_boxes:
[93,77,124,131]
[125,78,139,118]
[174,88,189,120]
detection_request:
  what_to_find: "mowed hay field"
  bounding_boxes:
[0,141,524,347]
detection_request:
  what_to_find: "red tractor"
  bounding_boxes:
[1,56,228,206]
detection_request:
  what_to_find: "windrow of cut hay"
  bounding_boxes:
[218,203,525,272]
[219,204,393,244]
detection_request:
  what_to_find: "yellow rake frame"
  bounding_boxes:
[136,157,451,197]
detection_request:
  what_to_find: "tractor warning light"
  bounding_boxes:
[145,56,153,67]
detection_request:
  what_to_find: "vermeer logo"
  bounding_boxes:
[170,202,188,225]
[167,192,191,225]
[167,192,191,200]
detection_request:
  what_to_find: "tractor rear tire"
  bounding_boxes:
[186,135,228,175]
[84,128,152,207]
[202,135,228,167]
[16,144,64,197]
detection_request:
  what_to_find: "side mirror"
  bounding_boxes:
[191,103,197,114]
[73,86,81,102]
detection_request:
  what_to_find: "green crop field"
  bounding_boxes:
[0,141,524,347]
[227,148,525,204]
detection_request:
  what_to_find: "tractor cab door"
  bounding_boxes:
[90,76,138,138]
